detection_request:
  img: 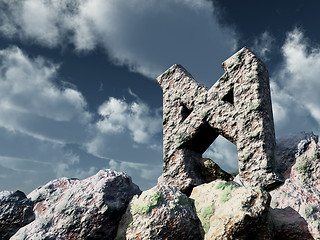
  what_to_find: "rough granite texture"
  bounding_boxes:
[157,47,282,194]
[116,184,202,240]
[190,180,272,240]
[0,191,34,240]
[11,169,141,240]
[270,132,320,240]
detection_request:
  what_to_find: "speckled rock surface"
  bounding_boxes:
[116,184,202,240]
[199,158,233,183]
[157,47,282,194]
[0,190,34,240]
[190,180,272,240]
[11,169,141,240]
[270,132,320,239]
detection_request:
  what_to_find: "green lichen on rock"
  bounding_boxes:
[295,158,312,178]
[201,110,209,119]
[175,131,187,146]
[304,205,315,219]
[199,158,233,183]
[132,192,163,214]
[312,151,320,159]
[202,205,215,233]
[226,50,243,70]
[216,182,236,203]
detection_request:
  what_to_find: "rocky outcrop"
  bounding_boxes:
[3,131,320,240]
[270,132,320,239]
[0,191,34,240]
[190,180,272,239]
[11,169,141,240]
[116,184,202,240]
[157,47,282,194]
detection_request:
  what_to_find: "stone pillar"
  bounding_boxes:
[157,47,283,194]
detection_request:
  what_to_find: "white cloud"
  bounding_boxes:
[108,159,162,190]
[0,126,89,193]
[96,97,162,144]
[270,28,320,136]
[252,31,275,61]
[0,46,91,143]
[0,0,237,84]
[203,136,238,173]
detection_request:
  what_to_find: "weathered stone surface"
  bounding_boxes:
[190,180,272,240]
[199,158,233,183]
[157,47,282,193]
[0,190,34,240]
[116,184,202,240]
[11,169,141,240]
[270,132,320,239]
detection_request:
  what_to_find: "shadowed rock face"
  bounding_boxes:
[157,47,283,194]
[0,191,34,240]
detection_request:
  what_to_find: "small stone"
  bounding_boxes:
[199,158,233,182]
[0,190,34,240]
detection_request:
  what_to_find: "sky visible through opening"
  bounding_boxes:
[1,0,320,193]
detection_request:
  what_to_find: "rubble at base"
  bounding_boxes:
[0,132,319,239]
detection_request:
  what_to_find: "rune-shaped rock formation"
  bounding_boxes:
[157,47,283,193]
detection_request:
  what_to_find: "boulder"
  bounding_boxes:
[270,132,320,239]
[199,158,233,183]
[0,190,34,240]
[190,180,272,240]
[116,184,202,240]
[11,169,141,240]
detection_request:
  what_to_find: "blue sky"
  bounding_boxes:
[0,0,320,193]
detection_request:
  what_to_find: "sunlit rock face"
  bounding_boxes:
[190,180,272,240]
[270,132,320,240]
[115,184,202,240]
[11,169,141,240]
[0,190,34,240]
[157,47,282,194]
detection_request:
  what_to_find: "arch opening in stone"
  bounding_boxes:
[181,122,219,154]
[202,135,238,175]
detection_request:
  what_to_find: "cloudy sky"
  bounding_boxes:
[0,0,320,194]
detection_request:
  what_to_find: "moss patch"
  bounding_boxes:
[176,132,187,146]
[296,159,312,178]
[216,182,236,203]
[132,192,163,214]
[202,205,214,233]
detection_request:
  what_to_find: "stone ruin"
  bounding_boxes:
[157,47,283,194]
[4,47,320,240]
